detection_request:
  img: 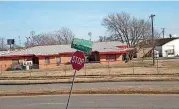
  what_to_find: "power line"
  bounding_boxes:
[149,14,156,65]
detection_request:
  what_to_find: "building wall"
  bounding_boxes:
[0,57,32,71]
[0,54,124,71]
[60,54,72,64]
[116,54,123,62]
[0,58,12,71]
[38,54,72,69]
[38,56,58,69]
[162,39,179,57]
[0,55,72,71]
[100,54,123,64]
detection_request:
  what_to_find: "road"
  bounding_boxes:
[0,94,179,109]
[0,81,179,90]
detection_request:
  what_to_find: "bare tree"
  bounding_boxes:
[25,33,57,47]
[99,36,105,42]
[56,27,74,44]
[25,27,75,48]
[102,12,159,59]
[98,35,117,42]
[0,37,7,51]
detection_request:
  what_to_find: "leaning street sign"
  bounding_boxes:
[65,51,86,109]
[71,38,93,54]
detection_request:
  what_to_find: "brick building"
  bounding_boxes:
[0,41,134,71]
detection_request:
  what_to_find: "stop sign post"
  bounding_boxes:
[66,51,86,109]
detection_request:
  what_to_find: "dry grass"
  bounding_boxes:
[1,58,179,79]
[0,76,179,85]
[0,86,179,96]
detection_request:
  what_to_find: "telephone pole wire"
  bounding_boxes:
[161,28,165,38]
[149,14,156,65]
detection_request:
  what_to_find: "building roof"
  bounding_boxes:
[138,37,178,48]
[0,41,132,58]
[0,51,15,56]
[155,38,178,46]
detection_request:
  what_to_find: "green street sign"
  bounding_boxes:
[71,38,93,54]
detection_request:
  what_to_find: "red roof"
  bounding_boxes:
[0,48,135,58]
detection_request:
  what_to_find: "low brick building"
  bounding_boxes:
[0,41,134,71]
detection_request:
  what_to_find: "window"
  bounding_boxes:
[106,55,116,62]
[165,49,174,55]
[45,57,50,64]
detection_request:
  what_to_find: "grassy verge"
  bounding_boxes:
[0,86,179,96]
[0,73,179,80]
[0,76,179,85]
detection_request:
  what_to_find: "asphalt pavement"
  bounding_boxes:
[0,81,179,91]
[0,94,179,109]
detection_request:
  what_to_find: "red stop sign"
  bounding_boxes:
[71,51,85,71]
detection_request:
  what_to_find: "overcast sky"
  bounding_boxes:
[0,1,179,45]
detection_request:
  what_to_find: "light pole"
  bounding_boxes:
[88,32,92,41]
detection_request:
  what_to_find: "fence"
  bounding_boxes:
[0,57,179,78]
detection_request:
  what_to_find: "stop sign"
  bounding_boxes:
[71,51,85,71]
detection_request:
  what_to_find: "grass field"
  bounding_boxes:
[1,58,179,79]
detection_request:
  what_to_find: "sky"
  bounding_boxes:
[0,1,179,45]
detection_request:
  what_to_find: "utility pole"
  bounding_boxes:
[161,28,165,38]
[149,14,156,65]
[141,20,145,61]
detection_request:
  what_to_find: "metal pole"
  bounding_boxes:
[108,61,110,75]
[132,59,134,75]
[152,15,155,65]
[65,70,77,109]
[150,14,155,65]
[0,65,2,77]
[46,64,48,76]
[85,64,87,76]
[157,56,159,74]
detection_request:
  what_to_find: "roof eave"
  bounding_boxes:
[0,54,35,58]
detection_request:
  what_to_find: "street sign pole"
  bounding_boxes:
[65,38,91,109]
[65,70,77,109]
